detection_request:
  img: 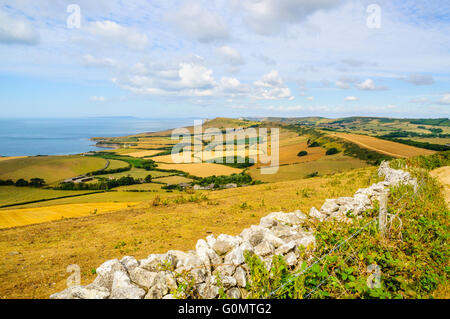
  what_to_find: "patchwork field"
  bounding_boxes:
[0,156,107,184]
[156,163,242,177]
[430,166,450,207]
[0,166,379,298]
[124,150,163,158]
[107,159,130,170]
[331,132,436,158]
[153,176,193,185]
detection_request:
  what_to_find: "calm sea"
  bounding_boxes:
[0,117,195,157]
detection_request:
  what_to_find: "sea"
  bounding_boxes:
[0,117,195,157]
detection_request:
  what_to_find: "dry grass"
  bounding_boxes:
[0,156,27,162]
[0,202,138,229]
[331,132,436,158]
[156,163,242,177]
[0,166,377,299]
[430,166,450,208]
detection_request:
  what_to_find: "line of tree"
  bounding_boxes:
[55,175,148,191]
[0,178,45,187]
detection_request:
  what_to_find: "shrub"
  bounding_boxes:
[297,151,308,157]
[15,179,29,187]
[144,175,152,183]
[308,141,320,147]
[325,148,339,155]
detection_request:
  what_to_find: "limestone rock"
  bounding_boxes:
[254,241,274,257]
[110,271,145,299]
[93,259,127,291]
[50,284,110,299]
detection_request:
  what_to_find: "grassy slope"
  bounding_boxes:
[0,156,107,184]
[0,167,378,299]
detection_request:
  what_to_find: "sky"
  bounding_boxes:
[0,0,449,119]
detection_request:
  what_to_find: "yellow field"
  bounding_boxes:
[0,156,107,184]
[107,159,130,169]
[0,166,379,299]
[250,154,368,182]
[332,132,436,158]
[157,163,242,177]
[0,156,27,162]
[0,202,138,229]
[430,166,450,208]
[125,150,163,158]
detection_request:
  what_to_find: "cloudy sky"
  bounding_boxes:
[0,0,449,118]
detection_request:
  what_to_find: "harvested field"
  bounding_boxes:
[0,202,138,229]
[332,132,436,158]
[153,176,193,185]
[156,163,242,177]
[430,166,450,208]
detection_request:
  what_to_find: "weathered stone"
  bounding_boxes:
[206,234,216,248]
[224,246,245,266]
[197,277,219,299]
[260,211,305,228]
[144,272,170,299]
[212,234,241,256]
[220,276,237,288]
[309,206,325,221]
[233,267,247,288]
[110,271,145,299]
[128,267,157,289]
[254,241,274,257]
[140,254,171,272]
[50,283,110,299]
[93,259,127,290]
[320,199,340,214]
[226,287,241,299]
[214,264,236,277]
[275,241,296,255]
[120,256,139,271]
[285,252,297,266]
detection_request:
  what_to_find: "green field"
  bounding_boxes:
[107,159,130,170]
[0,156,107,184]
[0,186,96,207]
[93,167,173,180]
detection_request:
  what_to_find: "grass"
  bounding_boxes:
[0,156,107,184]
[0,186,95,207]
[93,167,171,180]
[153,176,193,185]
[0,166,378,299]
[124,150,164,158]
[106,159,130,170]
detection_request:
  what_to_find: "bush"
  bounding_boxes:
[297,151,308,157]
[144,175,152,183]
[15,179,29,187]
[308,141,320,147]
[325,148,339,155]
[29,178,45,187]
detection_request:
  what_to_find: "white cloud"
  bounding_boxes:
[88,20,148,50]
[253,70,293,100]
[90,96,106,102]
[336,80,350,89]
[82,55,118,68]
[306,96,314,101]
[216,46,245,66]
[438,93,450,105]
[237,0,342,35]
[178,63,216,89]
[403,74,435,86]
[167,3,229,42]
[356,79,388,91]
[0,10,39,45]
[345,96,359,101]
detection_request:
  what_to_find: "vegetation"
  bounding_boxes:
[325,148,339,156]
[297,151,308,157]
[194,173,256,188]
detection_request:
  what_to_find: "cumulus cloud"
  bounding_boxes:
[341,59,377,68]
[336,80,350,89]
[237,0,342,35]
[356,79,388,91]
[345,96,359,101]
[252,53,277,66]
[253,70,293,100]
[82,54,118,68]
[403,74,435,86]
[167,3,229,42]
[306,96,314,101]
[216,46,245,66]
[0,10,39,45]
[88,20,148,50]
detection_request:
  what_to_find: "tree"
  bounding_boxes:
[15,179,29,187]
[297,151,308,157]
[326,148,339,155]
[30,178,45,187]
[144,175,152,183]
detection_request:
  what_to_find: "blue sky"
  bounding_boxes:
[0,0,449,119]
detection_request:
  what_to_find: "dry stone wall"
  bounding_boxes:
[51,161,417,299]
